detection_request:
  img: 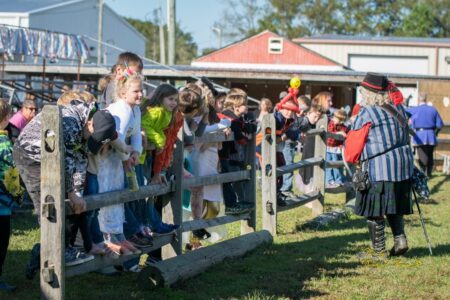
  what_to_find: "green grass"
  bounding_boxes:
[2,174,450,299]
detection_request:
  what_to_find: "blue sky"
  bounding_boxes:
[106,0,228,50]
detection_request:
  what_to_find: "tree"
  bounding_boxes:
[398,1,449,37]
[126,17,198,65]
[212,0,265,43]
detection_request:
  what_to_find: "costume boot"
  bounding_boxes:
[367,218,386,254]
[387,214,409,256]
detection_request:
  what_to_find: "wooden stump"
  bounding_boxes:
[138,230,273,288]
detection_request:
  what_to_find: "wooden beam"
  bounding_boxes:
[65,234,175,277]
[40,105,65,300]
[194,130,234,143]
[241,126,257,234]
[183,170,250,188]
[277,191,320,212]
[311,116,327,217]
[181,214,250,232]
[276,157,323,176]
[138,230,273,288]
[261,114,277,236]
[325,161,345,168]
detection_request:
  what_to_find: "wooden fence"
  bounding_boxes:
[260,114,353,236]
[39,105,262,299]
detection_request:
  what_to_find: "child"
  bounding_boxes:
[140,83,181,234]
[101,70,150,254]
[0,99,23,292]
[98,52,143,108]
[326,109,349,187]
[188,83,231,240]
[218,89,257,215]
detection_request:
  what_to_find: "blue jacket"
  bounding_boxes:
[406,104,443,146]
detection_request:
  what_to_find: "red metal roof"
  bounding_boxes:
[194,31,340,66]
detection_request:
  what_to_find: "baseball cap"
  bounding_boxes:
[87,110,118,155]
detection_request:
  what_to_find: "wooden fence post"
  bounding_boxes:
[241,125,256,235]
[40,105,65,300]
[261,114,277,236]
[162,128,183,259]
[311,115,327,217]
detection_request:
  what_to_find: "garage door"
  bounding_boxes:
[349,55,429,75]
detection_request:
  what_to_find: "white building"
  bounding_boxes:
[295,35,450,77]
[0,0,145,65]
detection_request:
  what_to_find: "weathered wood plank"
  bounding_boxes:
[65,234,175,277]
[261,114,277,236]
[306,128,325,136]
[138,230,273,288]
[276,157,323,176]
[194,130,234,143]
[326,132,345,141]
[311,115,327,217]
[40,105,65,300]
[182,170,250,188]
[162,128,184,259]
[325,160,345,168]
[278,191,321,213]
[241,128,257,234]
[182,214,250,232]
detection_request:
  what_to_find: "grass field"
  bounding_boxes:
[1,174,449,299]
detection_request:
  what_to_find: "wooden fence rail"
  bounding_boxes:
[39,105,257,299]
[260,113,353,235]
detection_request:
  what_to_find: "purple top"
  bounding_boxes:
[406,104,443,146]
[9,111,28,131]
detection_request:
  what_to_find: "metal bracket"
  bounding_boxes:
[42,195,56,222]
[42,263,55,283]
[266,201,274,215]
[265,164,272,177]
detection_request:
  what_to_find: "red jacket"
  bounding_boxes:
[327,120,349,147]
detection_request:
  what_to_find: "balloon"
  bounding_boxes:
[290,77,301,89]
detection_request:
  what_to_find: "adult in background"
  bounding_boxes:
[298,91,333,193]
[6,99,37,143]
[407,93,443,177]
[349,73,414,258]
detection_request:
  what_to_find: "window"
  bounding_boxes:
[268,37,283,54]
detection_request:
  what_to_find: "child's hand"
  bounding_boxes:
[223,128,232,136]
[129,151,140,165]
[151,173,167,185]
[68,192,87,214]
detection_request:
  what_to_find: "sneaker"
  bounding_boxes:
[128,233,153,248]
[0,281,16,292]
[153,223,180,235]
[65,246,94,267]
[225,204,249,215]
[192,228,211,240]
[25,243,40,280]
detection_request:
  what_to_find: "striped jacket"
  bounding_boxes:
[353,104,413,182]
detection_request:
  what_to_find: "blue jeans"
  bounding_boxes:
[221,160,246,207]
[84,173,104,244]
[326,152,344,184]
[281,141,296,192]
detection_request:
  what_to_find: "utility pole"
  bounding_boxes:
[159,6,166,65]
[167,0,175,65]
[97,0,104,65]
[212,27,223,48]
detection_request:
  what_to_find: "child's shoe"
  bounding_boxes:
[65,246,94,267]
[153,223,180,235]
[192,228,211,240]
[128,232,153,248]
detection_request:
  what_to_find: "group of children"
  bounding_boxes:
[0,49,356,290]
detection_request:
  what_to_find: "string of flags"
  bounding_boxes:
[0,25,90,61]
